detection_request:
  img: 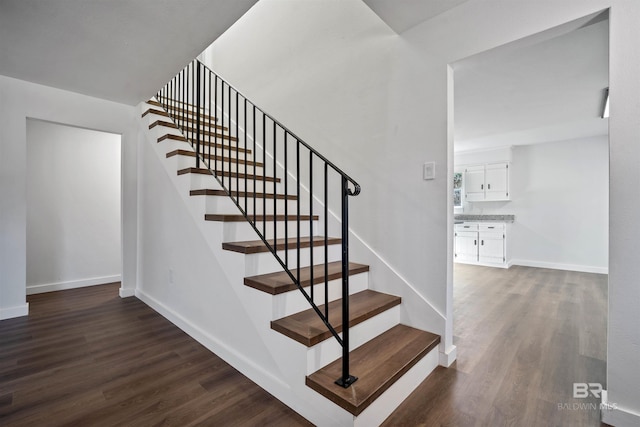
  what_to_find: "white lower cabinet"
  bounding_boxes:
[454,222,510,268]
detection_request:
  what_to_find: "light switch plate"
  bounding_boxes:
[423,162,435,180]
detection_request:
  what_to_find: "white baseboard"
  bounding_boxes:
[439,344,457,367]
[601,389,640,426]
[26,275,122,295]
[119,287,136,298]
[135,288,290,390]
[510,259,608,274]
[0,303,29,320]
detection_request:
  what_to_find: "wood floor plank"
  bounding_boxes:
[381,264,609,426]
[0,283,311,427]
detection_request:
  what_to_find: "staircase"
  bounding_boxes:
[139,60,441,425]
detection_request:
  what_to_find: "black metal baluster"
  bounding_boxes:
[244,98,248,214]
[262,113,266,238]
[208,71,211,169]
[236,90,239,200]
[196,62,201,169]
[228,84,231,194]
[214,75,218,173]
[221,82,225,188]
[324,163,328,320]
[309,151,314,303]
[284,131,288,268]
[253,105,257,224]
[296,140,300,287]
[273,121,277,245]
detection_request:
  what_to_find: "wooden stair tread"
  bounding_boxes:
[150,119,227,132]
[146,100,218,122]
[167,149,263,168]
[270,290,400,346]
[306,324,440,415]
[143,109,222,129]
[156,129,237,142]
[158,134,250,153]
[177,167,280,182]
[223,236,340,255]
[152,121,233,138]
[205,214,318,222]
[245,260,366,295]
[190,189,296,200]
[151,98,203,110]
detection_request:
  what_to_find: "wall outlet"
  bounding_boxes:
[423,162,435,180]
[169,268,175,285]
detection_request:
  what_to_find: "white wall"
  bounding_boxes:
[395,0,640,424]
[200,0,453,356]
[203,0,640,422]
[0,75,137,320]
[26,120,122,293]
[457,137,609,273]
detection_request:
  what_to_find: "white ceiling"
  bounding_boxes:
[0,0,257,105]
[363,0,469,33]
[453,12,609,152]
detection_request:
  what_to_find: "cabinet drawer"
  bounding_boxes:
[479,224,505,232]
[455,223,478,232]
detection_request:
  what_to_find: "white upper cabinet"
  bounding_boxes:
[464,162,509,202]
[464,165,485,201]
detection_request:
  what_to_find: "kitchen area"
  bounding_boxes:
[453,147,514,268]
[452,142,608,274]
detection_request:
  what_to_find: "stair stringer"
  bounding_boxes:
[137,104,372,426]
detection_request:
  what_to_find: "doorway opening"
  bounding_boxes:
[26,119,122,295]
[447,10,609,426]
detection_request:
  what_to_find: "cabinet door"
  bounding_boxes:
[464,166,485,202]
[485,162,509,200]
[455,231,478,263]
[478,231,504,264]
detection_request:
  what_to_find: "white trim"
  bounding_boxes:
[0,303,29,320]
[510,259,608,274]
[119,287,136,298]
[26,275,122,295]
[354,344,440,427]
[439,344,457,367]
[601,390,640,427]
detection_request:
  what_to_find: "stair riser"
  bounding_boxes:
[217,220,316,242]
[354,346,439,427]
[189,173,279,194]
[198,194,299,216]
[242,244,343,277]
[304,305,400,375]
[269,272,369,319]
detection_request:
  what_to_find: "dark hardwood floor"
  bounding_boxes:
[382,264,608,427]
[0,264,608,426]
[0,283,311,426]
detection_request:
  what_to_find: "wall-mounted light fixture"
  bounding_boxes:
[602,87,609,118]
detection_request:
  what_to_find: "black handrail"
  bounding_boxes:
[155,59,360,388]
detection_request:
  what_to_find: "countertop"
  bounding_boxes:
[454,214,515,223]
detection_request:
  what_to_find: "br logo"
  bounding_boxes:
[573,383,603,399]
